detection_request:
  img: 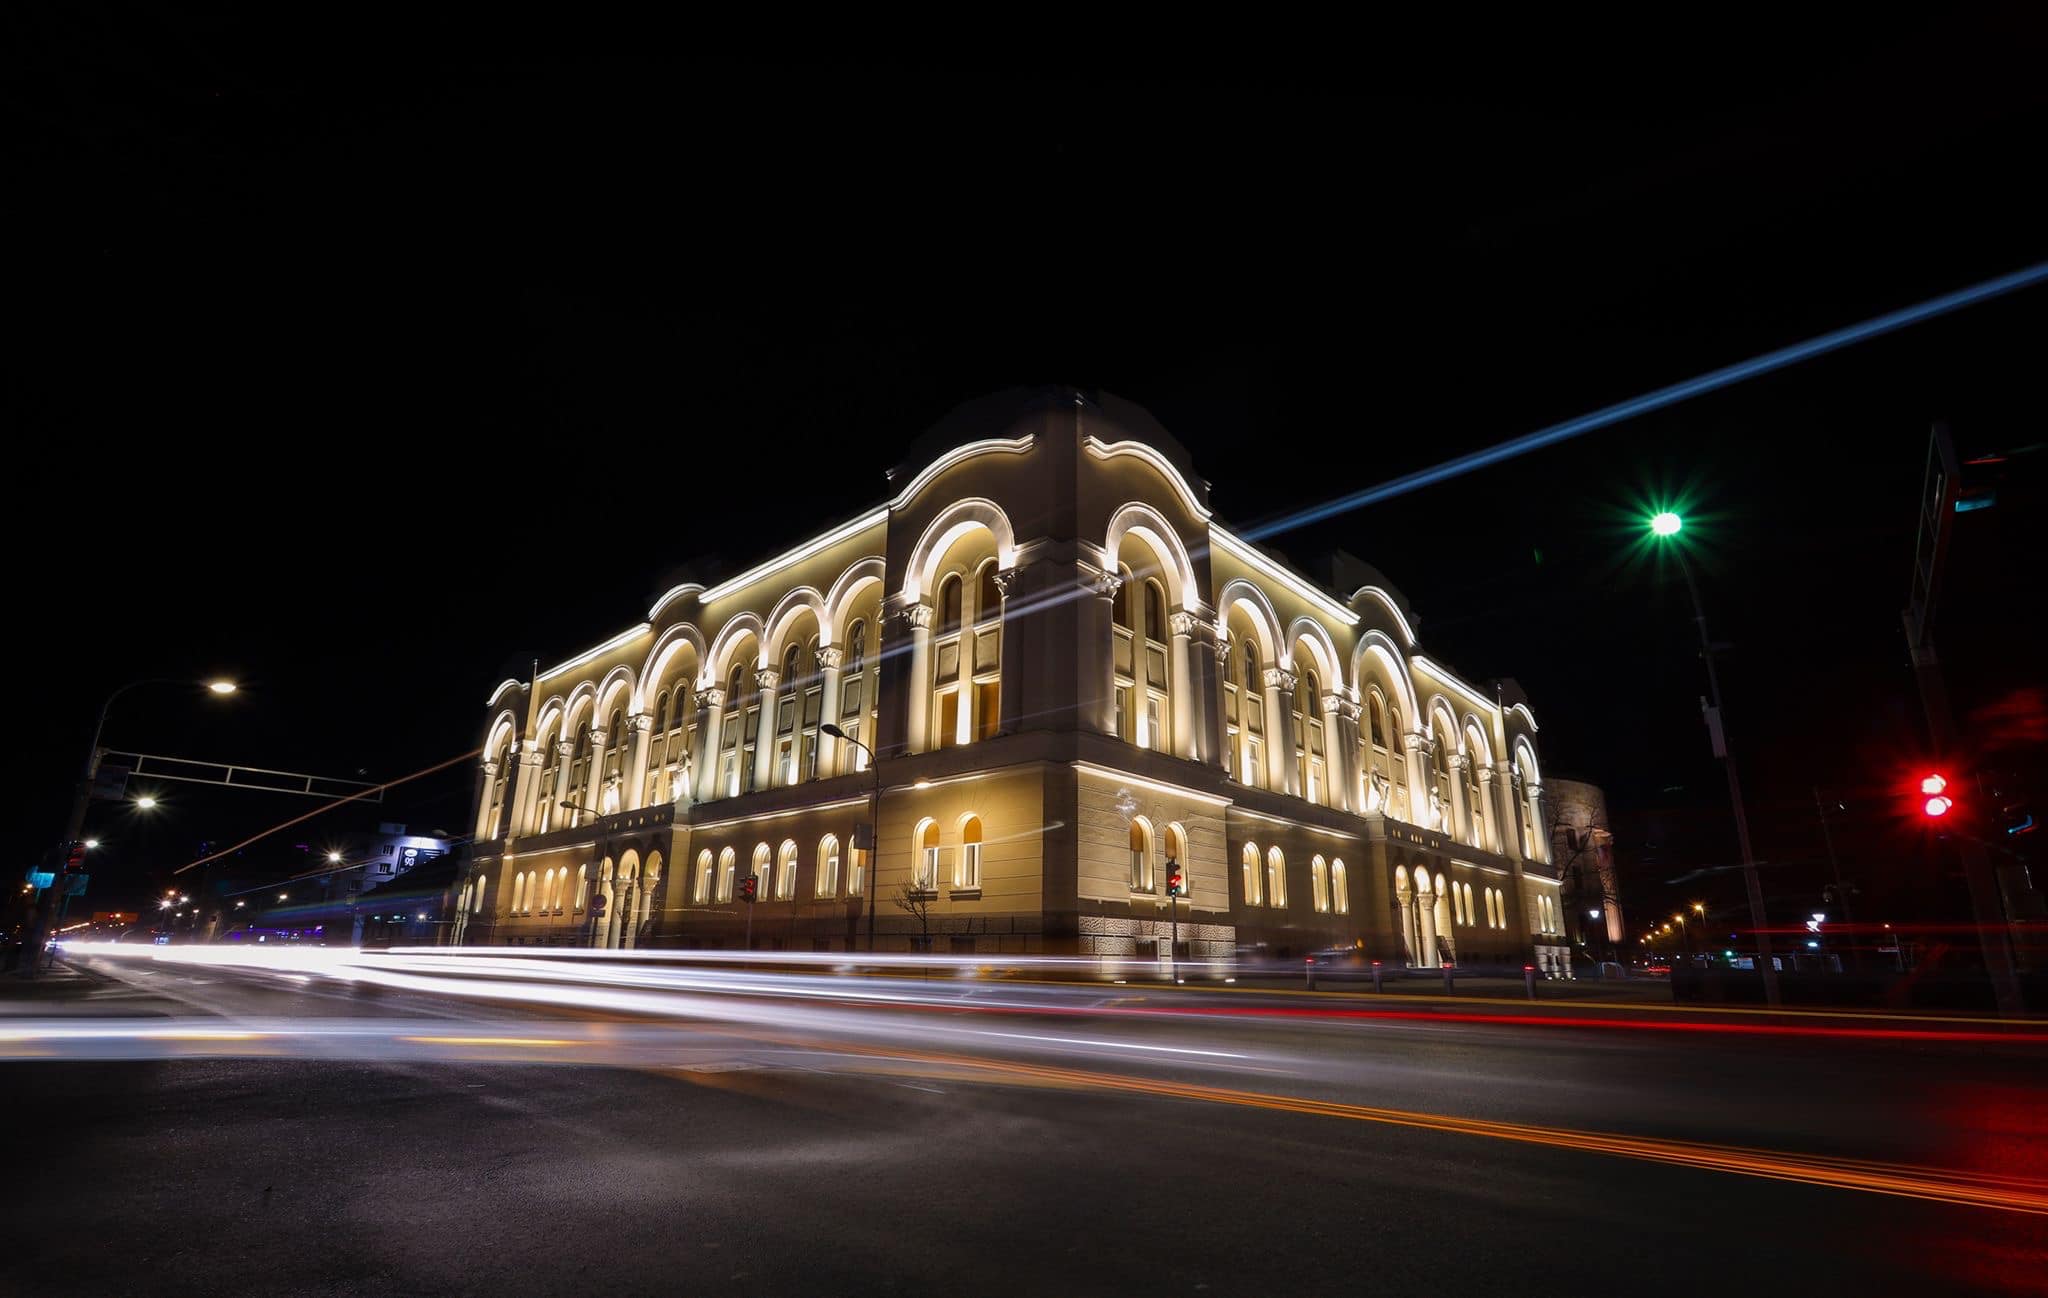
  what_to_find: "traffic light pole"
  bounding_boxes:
[20,686,130,978]
[1674,549,1780,1008]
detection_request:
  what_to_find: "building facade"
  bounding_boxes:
[453,389,1565,971]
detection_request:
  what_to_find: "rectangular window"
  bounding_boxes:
[1114,686,1130,741]
[847,848,866,896]
[957,843,981,889]
[937,690,961,749]
[1144,694,1163,752]
[918,846,940,890]
[1246,738,1264,787]
[1130,847,1149,892]
[975,679,1000,741]
[817,847,839,897]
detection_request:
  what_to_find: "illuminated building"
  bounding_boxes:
[455,388,1564,969]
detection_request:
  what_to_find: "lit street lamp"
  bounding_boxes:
[1648,513,1779,1006]
[20,677,237,978]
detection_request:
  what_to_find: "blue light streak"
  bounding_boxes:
[1243,260,2048,541]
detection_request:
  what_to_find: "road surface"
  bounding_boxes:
[3,949,2042,1296]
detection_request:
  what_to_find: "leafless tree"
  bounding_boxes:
[892,879,933,952]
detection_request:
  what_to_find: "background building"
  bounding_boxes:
[455,389,1566,971]
[1546,777,1623,960]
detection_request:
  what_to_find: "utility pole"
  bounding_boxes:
[1813,787,1860,973]
[1904,423,2023,1018]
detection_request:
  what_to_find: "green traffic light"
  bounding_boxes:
[1650,511,1683,537]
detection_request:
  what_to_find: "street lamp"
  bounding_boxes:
[134,795,157,810]
[1648,512,1780,1006]
[21,677,239,978]
[821,723,882,954]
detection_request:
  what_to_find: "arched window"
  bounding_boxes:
[472,876,486,914]
[535,732,561,832]
[1128,817,1153,892]
[936,574,963,635]
[1241,842,1263,906]
[541,868,556,912]
[511,871,525,914]
[720,663,750,798]
[694,850,714,904]
[1463,883,1476,928]
[575,864,589,912]
[1266,847,1288,908]
[839,619,872,773]
[1293,668,1325,805]
[1485,888,1499,929]
[1164,822,1188,873]
[1331,859,1349,914]
[751,843,772,899]
[568,720,594,822]
[1241,642,1265,787]
[816,834,840,897]
[915,819,940,890]
[976,562,1002,624]
[957,815,984,889]
[776,840,799,900]
[1112,570,1133,630]
[600,707,625,812]
[1143,579,1166,644]
[717,847,737,903]
[1311,855,1330,912]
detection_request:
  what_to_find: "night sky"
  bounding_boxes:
[16,18,2047,932]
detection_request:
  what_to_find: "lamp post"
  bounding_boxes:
[20,677,236,977]
[821,724,881,954]
[1648,514,1780,1006]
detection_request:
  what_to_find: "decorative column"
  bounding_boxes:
[473,760,501,841]
[992,567,1026,735]
[751,668,781,789]
[692,687,726,804]
[1404,733,1433,826]
[1493,762,1523,862]
[581,727,609,824]
[549,739,575,828]
[1213,636,1235,774]
[1087,569,1123,737]
[1415,877,1438,962]
[1447,752,1474,846]
[622,713,653,812]
[901,602,935,754]
[1327,694,1361,813]
[816,646,845,773]
[1168,610,1198,760]
[511,740,545,836]
[1263,667,1298,796]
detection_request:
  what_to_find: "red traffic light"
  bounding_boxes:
[738,876,758,902]
[1920,772,1953,817]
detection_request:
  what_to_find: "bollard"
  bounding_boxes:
[1442,962,1454,994]
[1524,964,1537,1000]
[1371,960,1383,994]
[1305,957,1316,991]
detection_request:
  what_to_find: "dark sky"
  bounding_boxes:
[15,17,2047,929]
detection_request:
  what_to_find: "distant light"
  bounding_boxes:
[1806,940,1820,949]
[278,893,288,901]
[83,838,99,849]
[327,852,343,863]
[235,901,245,908]
[208,680,238,694]
[135,795,158,810]
[1588,909,1601,919]
[416,913,426,921]
[913,780,932,790]
[1650,511,1683,537]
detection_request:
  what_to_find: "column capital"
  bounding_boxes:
[753,668,781,692]
[992,566,1022,599]
[697,687,726,710]
[1404,731,1431,755]
[1326,693,1361,722]
[1168,609,1200,638]
[816,645,845,670]
[901,602,935,631]
[1263,667,1297,694]
[481,758,500,776]
[1089,568,1123,600]
[555,739,576,758]
[1448,750,1471,772]
[1215,639,1232,671]
[516,741,544,764]
[588,727,609,748]
[627,712,653,734]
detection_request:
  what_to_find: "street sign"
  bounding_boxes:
[588,894,608,916]
[63,873,88,897]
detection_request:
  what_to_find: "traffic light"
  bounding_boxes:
[1165,860,1184,898]
[738,875,758,903]
[1920,773,1954,819]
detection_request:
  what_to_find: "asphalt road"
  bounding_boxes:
[3,953,2043,1297]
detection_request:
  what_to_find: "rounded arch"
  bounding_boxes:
[595,666,637,724]
[825,557,888,642]
[707,613,767,683]
[1353,633,1421,729]
[617,848,641,880]
[532,695,566,742]
[1512,734,1543,786]
[1105,501,1199,610]
[484,710,520,760]
[1240,840,1263,905]
[764,586,829,658]
[1461,714,1495,766]
[1426,695,1462,753]
[1217,579,1282,664]
[1393,864,1412,898]
[637,622,708,711]
[1285,616,1342,689]
[562,680,599,736]
[903,497,1017,603]
[1348,586,1417,646]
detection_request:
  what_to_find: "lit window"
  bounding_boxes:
[1241,842,1262,907]
[817,835,840,897]
[776,840,798,900]
[1311,855,1329,913]
[916,820,940,891]
[957,816,983,889]
[1266,847,1288,908]
[1331,859,1348,914]
[1129,818,1153,892]
[716,848,737,903]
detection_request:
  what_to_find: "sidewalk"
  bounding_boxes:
[0,957,173,1017]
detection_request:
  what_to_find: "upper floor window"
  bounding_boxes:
[1114,569,1171,752]
[932,565,1001,750]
